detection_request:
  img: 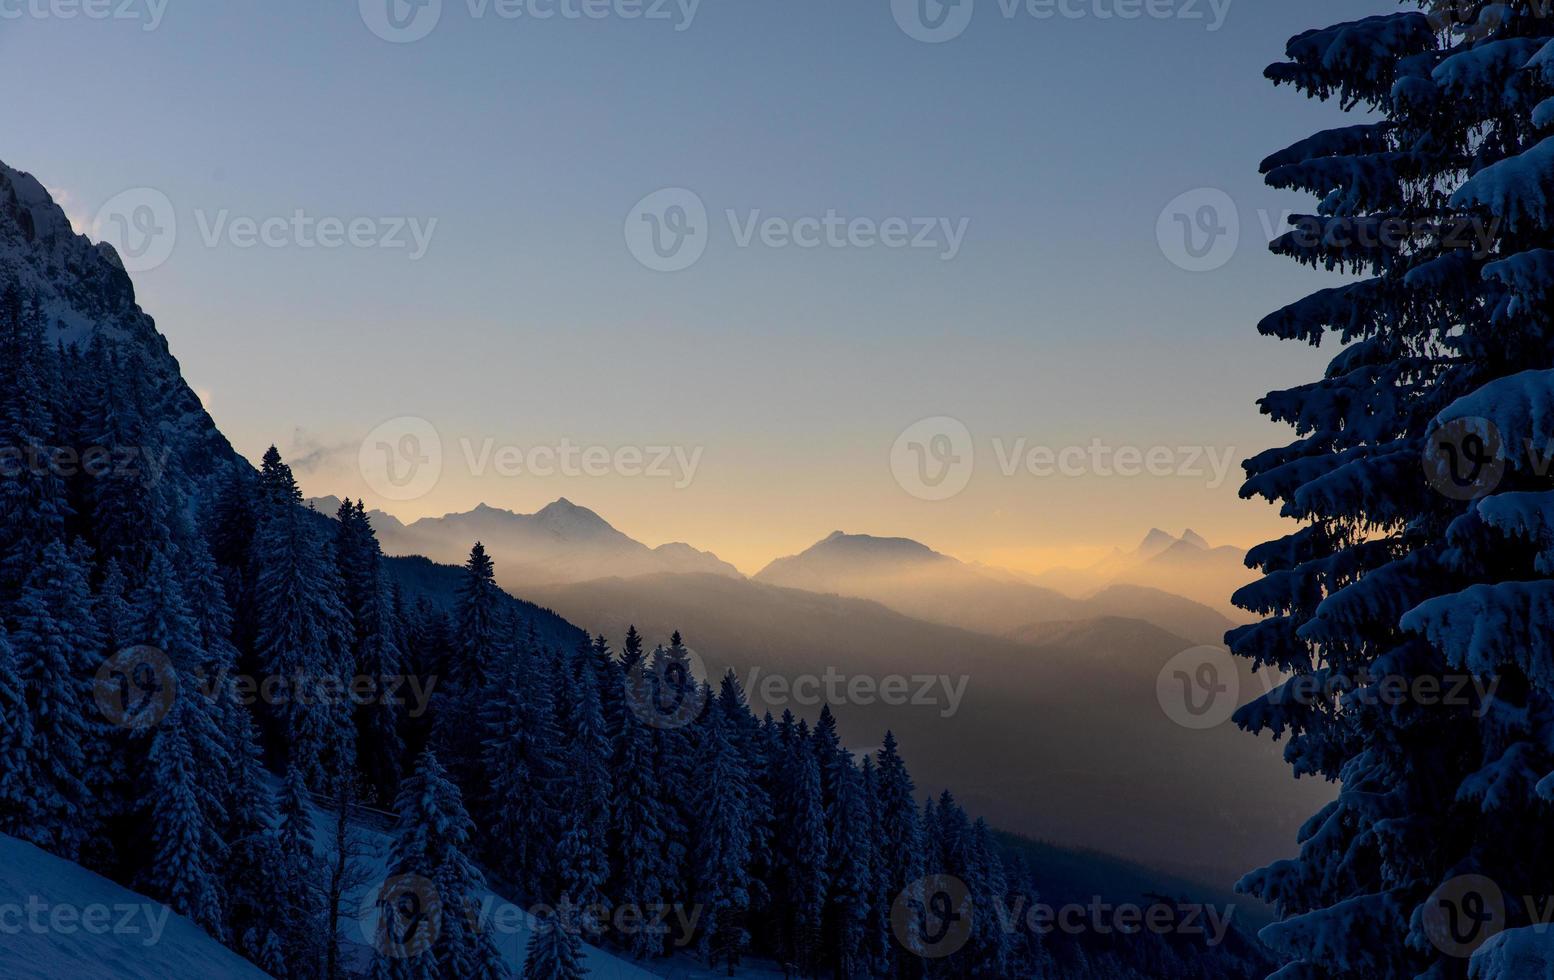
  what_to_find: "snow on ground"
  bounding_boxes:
[0,834,270,980]
[0,802,789,979]
[312,797,770,979]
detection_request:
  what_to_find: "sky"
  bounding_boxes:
[0,0,1392,575]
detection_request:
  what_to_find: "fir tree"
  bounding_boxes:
[249,453,354,789]
[8,540,104,859]
[524,906,588,980]
[608,701,672,960]
[376,751,505,979]
[0,626,34,841]
[481,643,561,901]
[554,651,611,920]
[691,704,754,974]
[1234,5,1554,976]
[0,286,69,607]
[139,697,227,938]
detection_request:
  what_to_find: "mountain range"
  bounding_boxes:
[1,155,1303,917]
[307,496,741,586]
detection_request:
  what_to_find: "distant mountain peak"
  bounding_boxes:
[1136,528,1179,559]
[1180,529,1210,550]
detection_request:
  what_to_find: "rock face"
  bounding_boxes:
[0,162,241,493]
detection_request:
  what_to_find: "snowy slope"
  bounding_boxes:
[0,834,270,980]
[307,799,660,979]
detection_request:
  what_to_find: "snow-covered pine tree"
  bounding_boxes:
[874,731,924,978]
[691,699,755,974]
[378,751,505,979]
[857,754,896,978]
[608,690,673,960]
[0,285,68,609]
[777,729,828,974]
[554,649,612,923]
[275,762,327,971]
[333,499,407,803]
[249,450,354,789]
[8,540,104,860]
[0,626,33,841]
[480,639,562,901]
[139,696,227,938]
[1233,4,1554,976]
[825,756,875,979]
[436,541,506,785]
[524,906,589,980]
[221,711,291,977]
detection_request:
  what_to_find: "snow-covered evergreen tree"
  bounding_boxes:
[249,451,354,789]
[0,286,68,607]
[524,906,589,980]
[481,640,562,901]
[333,498,407,803]
[0,626,34,841]
[554,648,611,920]
[608,694,672,960]
[8,540,103,859]
[138,697,227,938]
[690,702,755,973]
[1234,4,1554,976]
[377,751,505,979]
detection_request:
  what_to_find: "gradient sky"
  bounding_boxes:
[1,0,1390,574]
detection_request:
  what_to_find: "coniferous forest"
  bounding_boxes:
[7,1,1554,979]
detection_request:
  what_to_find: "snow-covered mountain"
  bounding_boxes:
[755,530,1234,646]
[0,162,241,491]
[306,495,743,587]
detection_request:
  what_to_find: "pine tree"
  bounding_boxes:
[0,626,34,840]
[139,697,227,938]
[554,650,611,920]
[827,758,876,979]
[691,704,754,974]
[0,286,69,607]
[333,499,407,802]
[249,452,354,789]
[875,731,924,978]
[524,906,588,980]
[222,713,291,977]
[438,542,506,783]
[1234,5,1554,976]
[276,763,326,971]
[778,733,828,974]
[8,540,104,859]
[481,643,562,900]
[374,751,505,980]
[609,700,672,960]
